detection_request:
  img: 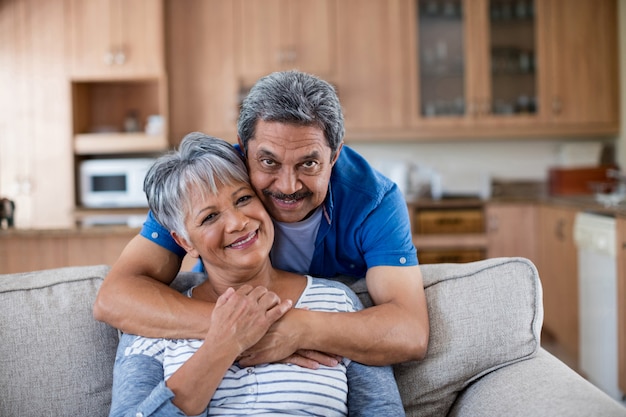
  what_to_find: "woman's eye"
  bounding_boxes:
[202,212,217,224]
[236,195,253,205]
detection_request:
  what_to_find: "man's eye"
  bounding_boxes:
[261,159,276,167]
[302,161,319,169]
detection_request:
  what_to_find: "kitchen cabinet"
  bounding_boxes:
[615,216,626,394]
[165,0,239,144]
[67,0,165,79]
[399,0,619,140]
[486,202,538,262]
[537,0,619,133]
[409,199,488,264]
[0,228,137,274]
[68,0,169,226]
[235,0,336,86]
[536,203,579,366]
[335,0,409,133]
[0,0,74,229]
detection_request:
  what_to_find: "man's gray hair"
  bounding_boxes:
[238,70,345,157]
[143,132,249,241]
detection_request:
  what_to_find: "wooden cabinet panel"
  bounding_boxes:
[68,0,165,79]
[486,202,538,262]
[536,204,579,364]
[0,229,138,274]
[336,0,409,132]
[235,0,335,85]
[166,0,238,143]
[537,0,619,130]
[0,0,73,229]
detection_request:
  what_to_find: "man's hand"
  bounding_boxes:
[240,349,341,369]
[237,308,340,368]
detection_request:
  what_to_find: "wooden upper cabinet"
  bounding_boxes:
[235,0,335,86]
[402,0,619,139]
[335,0,409,133]
[406,0,543,136]
[68,0,165,79]
[166,0,239,143]
[537,0,619,133]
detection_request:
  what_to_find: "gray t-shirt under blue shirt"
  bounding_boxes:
[270,206,323,274]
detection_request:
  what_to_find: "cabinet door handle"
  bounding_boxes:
[552,98,562,115]
[555,218,566,241]
[104,51,115,66]
[114,50,126,65]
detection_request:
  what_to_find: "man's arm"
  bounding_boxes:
[93,235,214,339]
[239,264,429,366]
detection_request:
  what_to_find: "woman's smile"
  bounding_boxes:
[226,230,258,249]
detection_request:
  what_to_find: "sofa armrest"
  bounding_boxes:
[448,348,626,417]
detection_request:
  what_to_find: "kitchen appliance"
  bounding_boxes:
[574,212,625,403]
[79,158,155,208]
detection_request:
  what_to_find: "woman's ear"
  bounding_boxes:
[172,231,199,258]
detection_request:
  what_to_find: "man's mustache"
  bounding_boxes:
[263,190,313,200]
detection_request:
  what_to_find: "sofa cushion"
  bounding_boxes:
[0,265,117,417]
[350,257,543,417]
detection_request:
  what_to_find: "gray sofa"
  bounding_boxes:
[0,257,624,416]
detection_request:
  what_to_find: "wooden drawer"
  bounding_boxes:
[418,249,486,264]
[416,209,485,234]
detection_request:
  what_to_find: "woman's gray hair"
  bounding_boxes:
[143,132,249,241]
[238,70,345,157]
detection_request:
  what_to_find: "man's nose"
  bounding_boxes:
[274,168,300,195]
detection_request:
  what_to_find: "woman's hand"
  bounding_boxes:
[167,285,292,415]
[209,285,293,354]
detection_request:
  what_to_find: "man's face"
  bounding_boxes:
[243,120,341,223]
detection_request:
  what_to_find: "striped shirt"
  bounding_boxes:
[122,276,359,416]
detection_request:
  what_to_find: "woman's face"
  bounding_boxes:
[174,180,274,275]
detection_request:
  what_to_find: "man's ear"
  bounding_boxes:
[237,136,245,155]
[331,142,344,166]
[172,231,199,258]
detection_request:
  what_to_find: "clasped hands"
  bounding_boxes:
[209,285,341,369]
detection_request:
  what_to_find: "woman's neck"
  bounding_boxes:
[193,261,279,302]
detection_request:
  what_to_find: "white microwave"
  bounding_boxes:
[79,158,155,208]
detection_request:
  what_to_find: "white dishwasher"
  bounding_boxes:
[574,211,625,403]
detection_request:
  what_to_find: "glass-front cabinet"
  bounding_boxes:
[409,0,539,131]
[408,0,618,137]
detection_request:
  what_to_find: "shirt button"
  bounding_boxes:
[135,413,143,417]
[350,264,355,269]
[399,257,407,264]
[246,368,254,374]
[151,232,159,239]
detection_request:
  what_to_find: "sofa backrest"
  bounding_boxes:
[0,257,542,417]
[0,265,118,417]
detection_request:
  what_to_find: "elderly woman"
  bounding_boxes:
[108,132,405,417]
